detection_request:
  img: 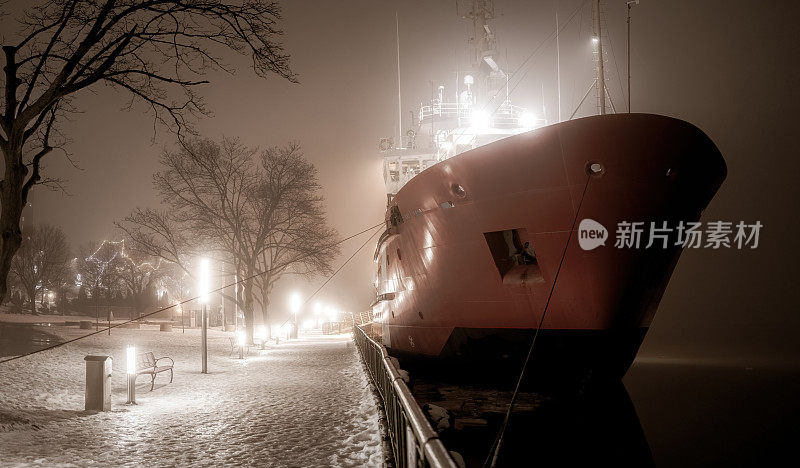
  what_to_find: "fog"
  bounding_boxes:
[5,0,799,363]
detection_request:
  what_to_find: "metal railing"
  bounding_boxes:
[353,325,457,468]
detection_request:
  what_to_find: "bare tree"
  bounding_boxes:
[0,0,296,303]
[116,238,167,317]
[252,142,337,337]
[76,240,123,306]
[9,223,70,314]
[119,138,338,342]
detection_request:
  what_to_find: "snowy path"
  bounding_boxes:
[0,326,384,466]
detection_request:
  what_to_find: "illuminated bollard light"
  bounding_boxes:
[256,325,267,350]
[126,345,137,405]
[84,355,113,411]
[237,331,246,359]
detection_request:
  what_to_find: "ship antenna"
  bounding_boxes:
[556,6,562,122]
[395,11,402,148]
[626,0,640,112]
[593,0,606,115]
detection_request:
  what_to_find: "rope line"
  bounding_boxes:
[485,173,593,467]
[0,221,385,365]
[278,224,384,329]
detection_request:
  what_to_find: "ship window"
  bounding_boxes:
[440,201,455,210]
[389,205,403,226]
[483,228,544,284]
[388,161,399,181]
[402,160,421,176]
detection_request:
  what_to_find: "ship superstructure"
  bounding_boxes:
[380,0,546,202]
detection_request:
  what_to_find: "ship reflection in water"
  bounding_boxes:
[488,358,800,467]
[411,347,800,467]
[493,382,653,467]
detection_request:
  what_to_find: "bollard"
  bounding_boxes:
[126,346,137,404]
[84,355,112,411]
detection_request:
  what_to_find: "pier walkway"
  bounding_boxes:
[0,325,384,466]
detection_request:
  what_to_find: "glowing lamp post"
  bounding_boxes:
[198,257,210,374]
[289,292,302,339]
[313,302,323,329]
[126,345,136,404]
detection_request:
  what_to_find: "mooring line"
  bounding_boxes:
[0,220,385,366]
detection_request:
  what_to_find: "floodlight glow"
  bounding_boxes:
[197,257,211,304]
[236,330,247,347]
[326,306,338,322]
[520,111,537,128]
[470,110,490,128]
[289,292,302,313]
[126,346,136,374]
[464,74,474,85]
[301,319,314,331]
[592,36,599,44]
[440,141,453,151]
[256,325,267,341]
[313,302,323,315]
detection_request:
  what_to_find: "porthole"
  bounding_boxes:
[586,161,604,176]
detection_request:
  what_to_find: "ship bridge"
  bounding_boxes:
[380,90,546,203]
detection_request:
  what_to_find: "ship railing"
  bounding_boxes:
[353,324,457,468]
[419,102,471,122]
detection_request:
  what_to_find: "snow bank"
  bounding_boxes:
[0,326,384,466]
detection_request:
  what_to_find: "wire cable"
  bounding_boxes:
[0,220,386,365]
[485,173,593,467]
[278,224,384,329]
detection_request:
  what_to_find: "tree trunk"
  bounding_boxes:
[243,276,255,344]
[26,288,36,315]
[0,152,27,305]
[259,280,271,338]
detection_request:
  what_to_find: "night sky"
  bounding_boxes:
[3,0,799,361]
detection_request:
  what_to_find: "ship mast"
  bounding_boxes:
[465,0,506,106]
[593,0,606,115]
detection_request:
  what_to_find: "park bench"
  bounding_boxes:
[135,352,174,391]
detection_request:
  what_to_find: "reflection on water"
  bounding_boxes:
[0,322,63,357]
[496,381,653,467]
[625,360,800,467]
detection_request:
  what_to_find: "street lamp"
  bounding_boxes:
[313,302,323,329]
[198,257,210,374]
[289,292,302,339]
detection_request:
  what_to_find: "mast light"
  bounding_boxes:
[470,110,490,129]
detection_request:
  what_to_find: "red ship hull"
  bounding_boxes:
[372,113,726,384]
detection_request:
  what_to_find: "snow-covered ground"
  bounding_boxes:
[0,325,384,466]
